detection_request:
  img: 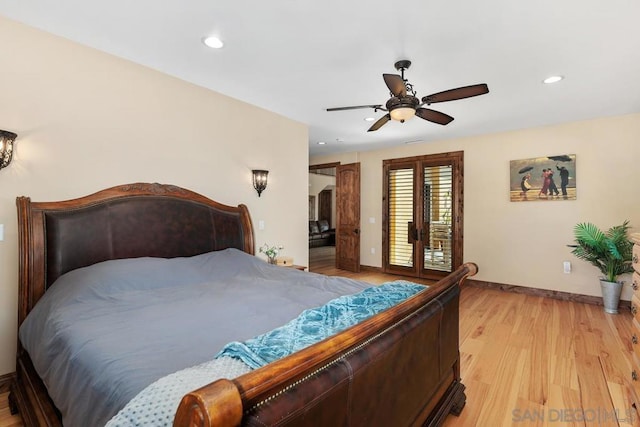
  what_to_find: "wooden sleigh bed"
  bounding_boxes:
[9,182,478,427]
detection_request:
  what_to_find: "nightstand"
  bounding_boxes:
[274,258,306,271]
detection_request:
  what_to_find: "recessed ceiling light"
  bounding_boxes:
[543,75,564,84]
[202,36,224,49]
[364,117,375,122]
[317,141,326,145]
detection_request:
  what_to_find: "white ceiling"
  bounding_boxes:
[1,0,639,157]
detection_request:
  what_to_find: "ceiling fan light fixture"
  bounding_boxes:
[386,94,419,123]
[390,106,416,122]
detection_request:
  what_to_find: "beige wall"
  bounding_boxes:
[311,113,640,301]
[0,17,309,376]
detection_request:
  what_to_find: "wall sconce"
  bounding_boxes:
[0,130,17,170]
[252,169,269,197]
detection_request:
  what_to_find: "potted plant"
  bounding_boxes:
[259,243,284,264]
[569,220,634,314]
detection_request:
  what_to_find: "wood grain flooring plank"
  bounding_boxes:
[0,392,22,427]
[475,345,527,426]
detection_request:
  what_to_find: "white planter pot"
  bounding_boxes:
[600,279,623,314]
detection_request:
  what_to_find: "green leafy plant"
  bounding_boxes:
[569,220,634,283]
[259,243,283,262]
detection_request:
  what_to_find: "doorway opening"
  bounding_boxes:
[309,164,337,270]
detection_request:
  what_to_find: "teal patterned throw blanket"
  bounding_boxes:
[216,280,426,369]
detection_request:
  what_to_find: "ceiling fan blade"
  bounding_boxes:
[383,74,406,97]
[367,114,391,132]
[422,83,489,104]
[326,104,383,112]
[415,108,454,125]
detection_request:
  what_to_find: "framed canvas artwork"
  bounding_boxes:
[510,154,576,202]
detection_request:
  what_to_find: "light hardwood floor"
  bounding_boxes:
[2,248,638,426]
[0,392,20,427]
[314,246,640,427]
[308,246,437,286]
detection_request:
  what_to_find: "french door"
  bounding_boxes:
[383,151,463,280]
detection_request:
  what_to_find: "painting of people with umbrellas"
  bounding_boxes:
[510,154,576,202]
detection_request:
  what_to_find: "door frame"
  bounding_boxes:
[309,162,340,226]
[382,151,464,280]
[309,162,362,272]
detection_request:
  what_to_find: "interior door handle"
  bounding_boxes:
[407,222,417,242]
[423,222,430,243]
[354,229,360,235]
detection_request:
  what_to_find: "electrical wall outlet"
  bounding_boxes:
[370,247,375,255]
[563,261,571,274]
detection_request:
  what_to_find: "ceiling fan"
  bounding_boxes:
[326,60,489,132]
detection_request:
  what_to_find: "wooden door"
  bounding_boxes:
[308,196,316,220]
[319,189,332,224]
[336,163,360,272]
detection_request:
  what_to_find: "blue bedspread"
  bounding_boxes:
[216,280,426,369]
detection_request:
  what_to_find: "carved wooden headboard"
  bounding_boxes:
[16,182,254,326]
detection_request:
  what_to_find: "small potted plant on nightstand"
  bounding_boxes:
[569,220,634,314]
[259,243,284,265]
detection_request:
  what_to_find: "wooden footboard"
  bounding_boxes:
[175,262,477,427]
